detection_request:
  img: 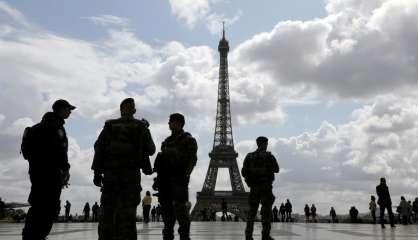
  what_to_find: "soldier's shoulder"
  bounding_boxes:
[182,132,196,141]
[104,118,120,125]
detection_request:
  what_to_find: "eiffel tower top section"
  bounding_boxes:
[213,23,234,149]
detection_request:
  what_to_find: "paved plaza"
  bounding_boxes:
[1,222,418,240]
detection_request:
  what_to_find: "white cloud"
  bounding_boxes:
[235,96,418,214]
[83,15,129,28]
[234,0,418,99]
[168,0,210,29]
[0,1,29,27]
[168,0,242,34]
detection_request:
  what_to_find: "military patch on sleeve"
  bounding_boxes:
[58,129,65,138]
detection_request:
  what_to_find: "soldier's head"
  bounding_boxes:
[371,195,375,201]
[169,113,185,132]
[256,136,268,151]
[380,177,386,185]
[52,99,76,119]
[120,98,136,117]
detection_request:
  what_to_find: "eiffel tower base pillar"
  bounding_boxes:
[191,191,250,221]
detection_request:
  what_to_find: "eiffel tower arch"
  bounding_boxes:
[191,25,250,221]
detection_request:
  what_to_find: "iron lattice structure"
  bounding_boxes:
[191,26,249,221]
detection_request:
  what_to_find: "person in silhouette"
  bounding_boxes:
[92,98,155,240]
[279,203,286,222]
[304,204,310,222]
[413,198,418,223]
[83,202,90,222]
[153,113,198,240]
[151,206,156,222]
[221,198,228,219]
[0,197,5,219]
[376,177,395,228]
[64,200,71,222]
[156,204,161,222]
[92,202,99,222]
[142,191,152,223]
[272,206,279,222]
[285,199,292,222]
[349,206,359,223]
[369,195,377,224]
[330,207,337,223]
[242,136,279,240]
[311,204,317,222]
[399,196,409,225]
[22,99,74,240]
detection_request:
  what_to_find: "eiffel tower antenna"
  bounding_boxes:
[191,27,249,221]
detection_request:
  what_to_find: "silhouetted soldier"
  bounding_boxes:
[285,199,292,222]
[279,203,285,222]
[221,198,228,219]
[376,177,395,228]
[349,206,358,223]
[272,206,278,222]
[83,202,90,222]
[92,202,99,222]
[153,113,198,240]
[330,207,337,223]
[21,99,74,240]
[304,204,310,222]
[92,98,155,240]
[142,191,152,223]
[242,136,279,240]
[64,200,71,221]
[369,195,377,224]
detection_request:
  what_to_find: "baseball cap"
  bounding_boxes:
[52,99,76,112]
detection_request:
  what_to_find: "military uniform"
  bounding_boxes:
[241,149,279,240]
[92,116,155,240]
[153,130,197,240]
[22,112,70,240]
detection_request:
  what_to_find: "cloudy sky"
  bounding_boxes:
[1,0,418,217]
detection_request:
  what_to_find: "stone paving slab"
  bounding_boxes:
[1,222,418,240]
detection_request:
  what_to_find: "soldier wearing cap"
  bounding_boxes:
[153,113,198,240]
[242,136,279,240]
[22,99,75,240]
[92,98,155,240]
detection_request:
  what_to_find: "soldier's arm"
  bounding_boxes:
[143,128,156,156]
[185,136,198,176]
[241,154,250,178]
[270,154,279,173]
[91,123,111,173]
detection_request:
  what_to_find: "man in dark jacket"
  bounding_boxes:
[22,99,75,240]
[242,136,279,240]
[376,177,395,228]
[153,113,198,240]
[92,98,155,240]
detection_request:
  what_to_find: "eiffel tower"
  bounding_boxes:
[191,25,249,221]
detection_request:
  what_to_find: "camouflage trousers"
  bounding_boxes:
[99,171,141,240]
[245,184,275,240]
[159,177,190,240]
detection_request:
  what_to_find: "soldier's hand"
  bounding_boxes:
[93,173,103,187]
[140,118,150,128]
